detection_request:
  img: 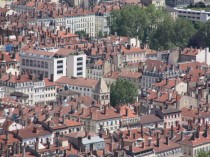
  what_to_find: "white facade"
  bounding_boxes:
[67,52,86,78]
[22,134,53,145]
[65,14,96,37]
[63,84,93,97]
[175,82,188,95]
[0,86,5,98]
[196,48,210,66]
[8,122,24,131]
[174,8,210,22]
[20,50,66,82]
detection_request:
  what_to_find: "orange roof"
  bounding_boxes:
[119,105,139,119]
[64,119,83,127]
[119,71,142,79]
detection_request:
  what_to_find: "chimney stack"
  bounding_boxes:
[165,136,169,145]
[104,105,107,115]
[125,108,128,116]
[156,137,160,147]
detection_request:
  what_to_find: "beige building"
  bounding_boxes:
[70,105,121,133]
[86,59,112,81]
[0,74,56,105]
[56,76,110,104]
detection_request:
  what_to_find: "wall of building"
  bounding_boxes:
[67,53,86,78]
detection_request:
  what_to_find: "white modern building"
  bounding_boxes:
[174,8,210,22]
[19,49,66,82]
[67,51,86,78]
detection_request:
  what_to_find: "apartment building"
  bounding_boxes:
[0,73,46,105]
[66,51,86,78]
[179,47,210,65]
[151,105,182,129]
[65,9,96,37]
[70,105,121,133]
[174,8,210,22]
[56,76,110,104]
[19,49,66,82]
[10,1,35,14]
[95,12,110,36]
[86,59,112,80]
[140,59,180,89]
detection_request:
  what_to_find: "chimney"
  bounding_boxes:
[141,142,145,148]
[156,137,160,147]
[192,131,196,141]
[148,139,151,146]
[125,108,128,116]
[177,124,181,130]
[196,126,200,138]
[165,136,169,145]
[0,53,4,61]
[133,133,136,139]
[35,137,39,151]
[104,105,107,115]
[129,143,133,152]
[47,138,51,149]
[22,143,26,157]
[170,125,174,139]
[141,125,143,138]
[12,142,16,155]
[206,106,209,112]
[33,126,38,133]
[16,142,20,154]
[62,115,65,124]
[204,128,208,138]
[197,108,200,115]
[128,130,131,137]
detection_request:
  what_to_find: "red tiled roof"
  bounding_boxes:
[56,76,98,88]
[119,71,142,79]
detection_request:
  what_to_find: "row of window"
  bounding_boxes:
[22,59,48,68]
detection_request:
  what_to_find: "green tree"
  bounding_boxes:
[196,150,210,157]
[149,17,176,50]
[189,20,210,48]
[75,30,87,38]
[110,79,138,107]
[173,18,196,47]
[108,4,210,50]
[98,30,103,38]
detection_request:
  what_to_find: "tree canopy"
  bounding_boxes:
[108,5,210,50]
[110,79,138,107]
[196,150,210,157]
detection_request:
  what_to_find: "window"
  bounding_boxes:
[26,59,29,66]
[57,65,63,69]
[57,70,63,74]
[77,67,83,70]
[34,60,37,67]
[45,62,48,68]
[77,72,82,75]
[41,61,44,68]
[77,62,82,66]
[57,60,63,64]
[30,60,33,66]
[22,59,25,65]
[77,57,83,61]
